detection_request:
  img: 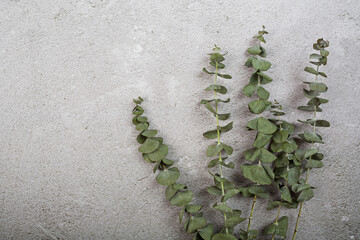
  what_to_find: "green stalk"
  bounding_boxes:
[214,62,228,234]
[292,65,319,240]
[247,195,257,232]
[271,205,282,240]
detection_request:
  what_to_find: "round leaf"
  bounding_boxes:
[156,167,180,186]
[138,138,160,153]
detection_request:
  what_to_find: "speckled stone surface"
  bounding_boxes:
[0,0,359,239]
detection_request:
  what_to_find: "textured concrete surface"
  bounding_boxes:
[0,0,359,239]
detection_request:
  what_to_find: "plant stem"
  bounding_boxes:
[247,195,257,232]
[292,65,319,240]
[271,205,281,240]
[214,62,228,234]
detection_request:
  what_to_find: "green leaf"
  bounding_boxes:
[221,142,233,155]
[201,98,230,104]
[263,222,275,235]
[156,167,180,186]
[211,233,237,240]
[259,46,267,58]
[280,186,292,203]
[217,73,232,79]
[257,87,270,100]
[199,224,214,240]
[247,45,262,55]
[303,89,320,99]
[292,183,312,193]
[297,188,314,202]
[310,53,322,59]
[217,113,230,120]
[133,106,144,115]
[243,84,258,97]
[213,203,233,214]
[205,84,228,94]
[245,56,256,67]
[273,129,289,143]
[258,72,273,84]
[253,133,272,148]
[137,116,148,122]
[141,129,158,137]
[309,82,328,92]
[276,216,289,237]
[246,118,259,130]
[248,186,269,198]
[225,210,245,227]
[259,148,277,163]
[137,132,147,144]
[204,102,217,115]
[186,205,202,213]
[203,68,215,75]
[138,138,160,153]
[252,58,271,71]
[298,119,330,127]
[136,122,149,131]
[240,164,273,185]
[165,182,186,200]
[306,159,324,168]
[186,216,207,233]
[301,132,324,143]
[132,116,140,125]
[244,148,258,161]
[248,100,271,114]
[220,161,234,169]
[318,72,327,78]
[207,186,222,196]
[214,175,235,190]
[275,153,289,168]
[208,158,220,168]
[298,105,322,112]
[207,144,223,157]
[304,66,318,75]
[219,122,233,132]
[148,144,168,162]
[283,139,299,153]
[203,130,219,139]
[257,117,277,134]
[320,49,329,57]
[171,190,193,207]
[282,166,300,185]
[224,189,241,201]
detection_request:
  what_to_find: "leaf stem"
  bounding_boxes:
[247,195,257,232]
[271,205,282,240]
[214,61,228,234]
[292,65,320,240]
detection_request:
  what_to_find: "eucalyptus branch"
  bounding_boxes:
[239,26,278,240]
[263,100,299,239]
[132,97,214,239]
[292,39,330,240]
[201,45,245,240]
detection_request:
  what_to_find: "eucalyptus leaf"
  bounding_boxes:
[219,122,233,132]
[156,167,180,186]
[252,58,271,71]
[280,186,292,203]
[199,224,214,240]
[297,188,314,202]
[309,82,328,92]
[148,144,168,162]
[203,130,219,139]
[224,188,241,201]
[207,144,223,157]
[142,129,158,137]
[240,164,273,185]
[138,138,160,153]
[246,118,259,130]
[257,87,270,100]
[248,100,271,114]
[306,159,324,168]
[257,117,277,134]
[207,186,223,196]
[221,142,233,155]
[273,129,289,143]
[186,216,207,233]
[136,122,149,131]
[253,133,272,148]
[243,84,258,97]
[171,190,194,207]
[217,113,230,120]
[247,45,262,55]
[186,205,203,213]
[304,66,318,75]
[213,203,233,214]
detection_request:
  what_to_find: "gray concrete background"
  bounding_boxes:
[0,0,359,239]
